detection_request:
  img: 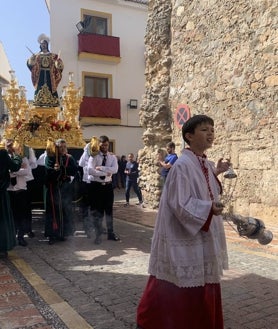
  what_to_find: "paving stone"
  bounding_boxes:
[0,190,277,329]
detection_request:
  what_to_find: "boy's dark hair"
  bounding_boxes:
[182,115,214,145]
[99,135,109,143]
[166,141,175,149]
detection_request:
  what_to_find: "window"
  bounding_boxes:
[84,76,109,98]
[83,15,107,35]
[81,9,112,36]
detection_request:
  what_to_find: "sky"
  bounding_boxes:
[0,0,50,99]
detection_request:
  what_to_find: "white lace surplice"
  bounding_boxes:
[148,149,229,288]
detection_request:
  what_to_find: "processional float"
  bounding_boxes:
[2,70,85,149]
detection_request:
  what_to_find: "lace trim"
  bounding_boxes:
[148,233,229,288]
[149,254,228,288]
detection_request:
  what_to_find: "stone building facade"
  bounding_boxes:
[138,0,278,222]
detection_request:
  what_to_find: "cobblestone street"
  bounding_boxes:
[0,190,277,329]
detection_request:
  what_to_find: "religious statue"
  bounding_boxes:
[27,34,64,107]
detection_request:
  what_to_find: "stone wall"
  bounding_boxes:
[138,0,173,208]
[139,0,278,221]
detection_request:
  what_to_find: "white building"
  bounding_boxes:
[45,0,148,157]
[0,42,11,127]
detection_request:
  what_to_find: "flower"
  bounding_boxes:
[64,121,71,131]
[17,116,42,133]
[50,120,71,132]
[16,121,23,129]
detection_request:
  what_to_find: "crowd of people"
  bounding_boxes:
[0,134,146,251]
[0,114,231,328]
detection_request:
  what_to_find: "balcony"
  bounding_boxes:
[80,96,121,121]
[78,33,121,63]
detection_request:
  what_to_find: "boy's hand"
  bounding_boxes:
[215,158,230,175]
[212,202,224,216]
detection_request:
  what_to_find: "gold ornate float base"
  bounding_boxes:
[3,106,85,149]
[29,106,60,121]
[2,72,85,150]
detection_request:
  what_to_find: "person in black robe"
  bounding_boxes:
[0,141,22,258]
[44,139,78,244]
